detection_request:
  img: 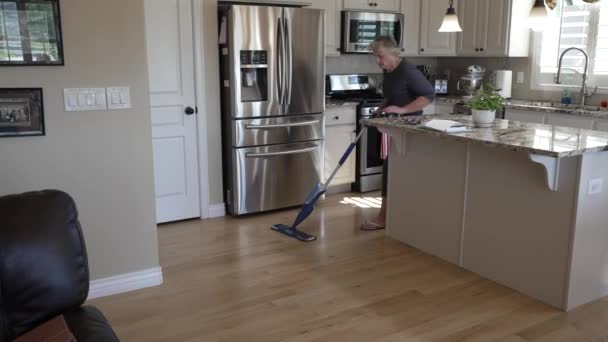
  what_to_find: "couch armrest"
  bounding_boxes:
[63,306,119,342]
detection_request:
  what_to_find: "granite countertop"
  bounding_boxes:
[436,97,608,119]
[366,115,608,158]
[325,98,360,109]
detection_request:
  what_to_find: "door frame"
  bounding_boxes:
[192,0,212,218]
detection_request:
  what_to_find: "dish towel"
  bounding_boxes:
[381,132,389,160]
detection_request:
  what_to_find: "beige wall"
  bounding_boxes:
[0,0,159,280]
[202,1,224,206]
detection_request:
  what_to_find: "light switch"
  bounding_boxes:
[517,72,525,84]
[589,178,603,195]
[64,88,107,111]
[107,86,131,109]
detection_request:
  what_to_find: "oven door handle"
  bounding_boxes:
[245,120,320,129]
[246,146,318,158]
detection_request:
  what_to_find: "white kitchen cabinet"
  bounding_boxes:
[545,113,595,130]
[419,0,458,56]
[456,0,530,57]
[400,0,421,56]
[505,109,545,124]
[343,0,401,12]
[325,106,357,191]
[456,0,482,56]
[309,0,341,56]
[595,119,608,132]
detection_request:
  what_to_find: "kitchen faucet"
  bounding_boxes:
[554,47,597,106]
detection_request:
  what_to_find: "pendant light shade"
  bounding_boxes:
[528,0,548,32]
[438,0,463,32]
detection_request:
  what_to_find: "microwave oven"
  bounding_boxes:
[341,11,404,54]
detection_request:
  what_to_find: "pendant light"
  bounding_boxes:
[528,0,548,32]
[438,0,463,32]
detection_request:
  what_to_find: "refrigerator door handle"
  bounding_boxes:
[284,14,292,108]
[277,17,284,107]
[245,120,320,129]
[246,146,318,158]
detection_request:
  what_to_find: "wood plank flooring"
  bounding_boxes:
[90,193,608,341]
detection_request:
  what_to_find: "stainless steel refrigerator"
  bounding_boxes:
[218,4,325,216]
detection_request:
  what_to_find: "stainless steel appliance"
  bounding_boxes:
[219,4,325,216]
[355,99,385,192]
[326,74,384,193]
[341,11,404,54]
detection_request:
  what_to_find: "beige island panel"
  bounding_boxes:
[366,115,608,311]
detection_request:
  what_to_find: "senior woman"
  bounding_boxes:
[360,36,435,230]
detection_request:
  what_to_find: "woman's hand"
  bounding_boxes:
[382,105,407,114]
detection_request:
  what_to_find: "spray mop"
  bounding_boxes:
[271,126,368,242]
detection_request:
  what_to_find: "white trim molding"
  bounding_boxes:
[88,267,163,300]
[193,0,212,219]
[208,203,226,218]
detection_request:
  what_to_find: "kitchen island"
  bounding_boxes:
[366,115,608,311]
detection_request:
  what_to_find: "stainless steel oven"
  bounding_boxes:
[353,100,384,192]
[341,11,403,54]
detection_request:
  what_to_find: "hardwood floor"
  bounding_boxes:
[90,193,608,341]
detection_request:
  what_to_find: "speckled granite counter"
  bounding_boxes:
[366,115,608,158]
[436,96,608,119]
[325,98,359,109]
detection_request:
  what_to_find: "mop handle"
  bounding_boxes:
[324,126,368,188]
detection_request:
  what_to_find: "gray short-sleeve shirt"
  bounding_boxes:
[383,60,435,113]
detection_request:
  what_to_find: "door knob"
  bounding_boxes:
[185,106,196,115]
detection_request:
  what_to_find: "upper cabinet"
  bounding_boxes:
[419,0,458,56]
[457,0,531,57]
[343,0,401,12]
[308,0,341,56]
[400,0,421,56]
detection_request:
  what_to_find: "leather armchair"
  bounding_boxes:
[0,190,120,341]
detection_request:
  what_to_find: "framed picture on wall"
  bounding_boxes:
[0,88,45,137]
[0,0,64,65]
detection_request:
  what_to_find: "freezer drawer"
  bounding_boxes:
[228,140,323,215]
[232,114,324,147]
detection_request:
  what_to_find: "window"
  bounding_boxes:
[532,0,608,92]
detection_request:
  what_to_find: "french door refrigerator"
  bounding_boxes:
[219,4,325,216]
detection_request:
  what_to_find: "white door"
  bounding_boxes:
[456,0,481,56]
[419,0,458,56]
[479,0,509,56]
[343,0,401,12]
[325,125,356,185]
[309,0,341,56]
[400,0,421,56]
[144,0,200,224]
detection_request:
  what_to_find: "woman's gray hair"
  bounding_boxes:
[370,36,399,54]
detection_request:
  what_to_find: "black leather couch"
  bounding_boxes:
[0,190,120,341]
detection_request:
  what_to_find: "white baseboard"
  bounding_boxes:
[208,203,226,218]
[88,267,163,300]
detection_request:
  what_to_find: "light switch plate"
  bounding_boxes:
[64,88,107,111]
[517,72,525,84]
[106,87,131,109]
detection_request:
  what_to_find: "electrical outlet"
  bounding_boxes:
[517,72,525,84]
[589,178,603,195]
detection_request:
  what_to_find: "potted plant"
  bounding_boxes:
[464,84,506,128]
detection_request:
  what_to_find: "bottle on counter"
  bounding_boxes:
[561,88,572,105]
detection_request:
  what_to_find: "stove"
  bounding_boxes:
[326,74,385,193]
